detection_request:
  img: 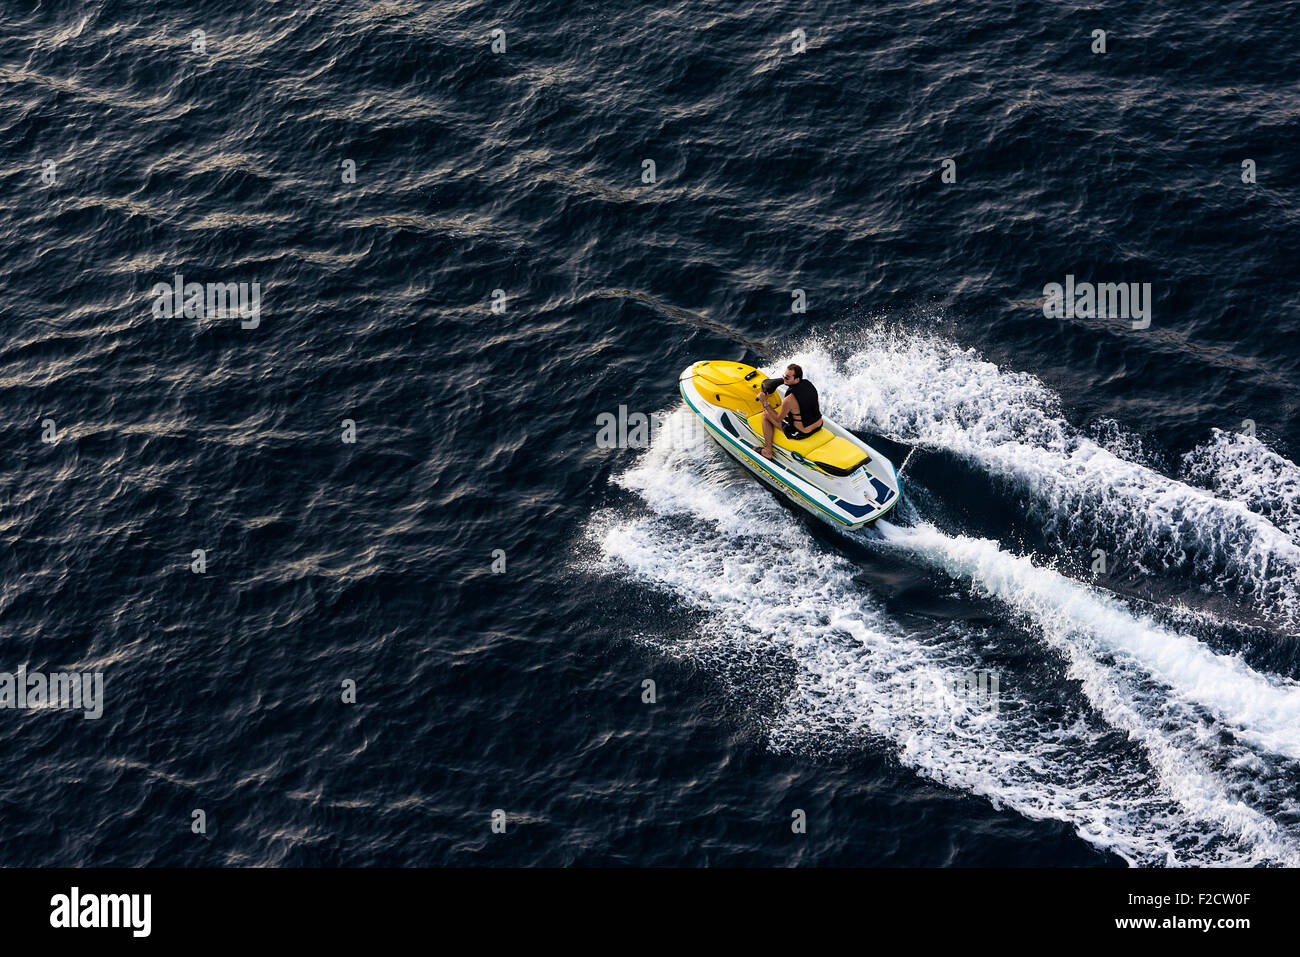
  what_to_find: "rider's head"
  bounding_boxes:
[784,364,803,383]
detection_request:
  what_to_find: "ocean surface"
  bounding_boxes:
[2,0,1299,866]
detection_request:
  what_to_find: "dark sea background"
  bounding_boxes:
[2,0,1299,866]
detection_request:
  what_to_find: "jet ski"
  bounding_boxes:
[679,360,901,529]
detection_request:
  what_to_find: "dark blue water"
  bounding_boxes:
[3,0,1299,866]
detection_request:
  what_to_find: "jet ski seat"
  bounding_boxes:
[746,411,833,452]
[802,439,870,475]
[744,412,870,475]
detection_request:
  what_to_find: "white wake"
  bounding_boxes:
[586,380,1300,866]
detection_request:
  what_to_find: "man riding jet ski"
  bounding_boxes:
[677,358,900,529]
[755,363,822,459]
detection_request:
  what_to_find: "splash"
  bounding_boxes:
[1182,429,1300,543]
[784,330,1300,628]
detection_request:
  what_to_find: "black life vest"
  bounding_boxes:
[787,379,821,427]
